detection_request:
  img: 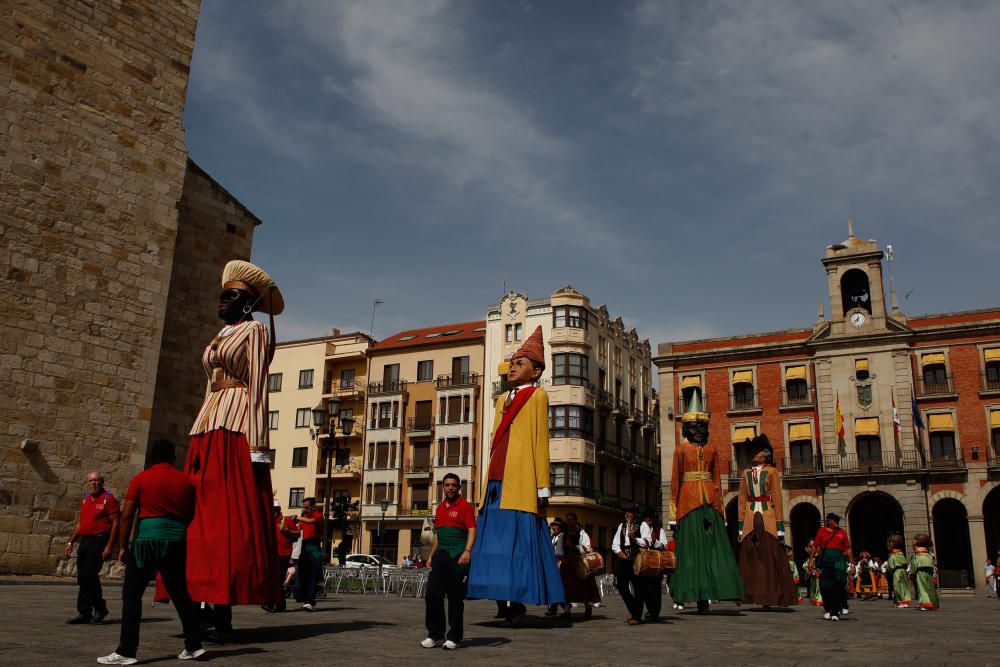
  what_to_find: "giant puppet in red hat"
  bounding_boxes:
[467,326,564,625]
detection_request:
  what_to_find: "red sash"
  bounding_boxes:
[492,386,537,448]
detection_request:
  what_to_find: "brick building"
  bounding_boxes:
[1,1,261,574]
[656,227,1000,594]
[360,321,486,563]
[485,288,659,564]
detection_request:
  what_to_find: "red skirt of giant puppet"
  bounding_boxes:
[185,428,280,605]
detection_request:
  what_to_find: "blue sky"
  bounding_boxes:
[183,1,1000,345]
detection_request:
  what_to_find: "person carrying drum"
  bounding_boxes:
[635,513,669,622]
[558,512,601,620]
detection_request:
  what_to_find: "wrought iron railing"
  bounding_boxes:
[914,375,955,397]
[436,372,480,388]
[368,380,408,394]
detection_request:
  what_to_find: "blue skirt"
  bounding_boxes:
[467,481,565,606]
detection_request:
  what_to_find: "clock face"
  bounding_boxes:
[850,311,867,328]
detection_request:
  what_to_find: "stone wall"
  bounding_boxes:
[145,160,259,462]
[0,0,201,574]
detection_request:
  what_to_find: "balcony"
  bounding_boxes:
[360,502,398,519]
[368,380,408,395]
[981,373,1000,396]
[595,492,625,510]
[926,450,966,471]
[403,458,432,478]
[988,448,1000,472]
[551,486,596,499]
[914,376,956,400]
[781,450,925,478]
[398,501,431,517]
[406,416,435,437]
[323,378,366,399]
[728,390,761,414]
[436,372,480,389]
[780,386,816,409]
[596,440,658,472]
[597,390,614,411]
[612,399,629,416]
[316,459,362,478]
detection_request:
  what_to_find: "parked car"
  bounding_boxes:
[342,553,398,569]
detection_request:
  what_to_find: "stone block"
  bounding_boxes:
[8,533,52,554]
[0,515,33,534]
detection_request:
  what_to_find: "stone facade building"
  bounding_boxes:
[1,1,261,574]
[485,288,659,565]
[656,227,1000,594]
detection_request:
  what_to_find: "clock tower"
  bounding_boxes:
[821,221,893,337]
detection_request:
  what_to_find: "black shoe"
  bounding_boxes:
[584,606,593,619]
[66,614,92,625]
[93,610,109,624]
[696,600,710,615]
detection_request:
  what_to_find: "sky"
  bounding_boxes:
[183,0,1000,346]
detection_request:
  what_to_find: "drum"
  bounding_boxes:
[575,551,604,579]
[633,549,676,577]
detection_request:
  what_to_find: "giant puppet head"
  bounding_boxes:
[680,388,709,445]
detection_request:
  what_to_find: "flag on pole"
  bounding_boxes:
[911,392,924,431]
[891,388,901,443]
[835,393,845,441]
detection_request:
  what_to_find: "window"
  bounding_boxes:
[340,369,356,389]
[550,463,594,495]
[789,439,813,468]
[382,364,400,388]
[505,324,523,342]
[288,488,305,508]
[920,353,949,393]
[732,373,756,410]
[295,408,310,428]
[856,436,882,465]
[268,411,279,430]
[378,403,392,428]
[334,448,351,468]
[441,437,461,466]
[855,358,870,381]
[553,305,588,329]
[298,369,314,389]
[552,353,589,386]
[447,396,463,424]
[373,442,392,468]
[784,365,809,404]
[410,484,429,511]
[291,447,308,467]
[267,373,282,392]
[451,356,470,383]
[928,413,956,460]
[373,483,388,503]
[417,360,434,382]
[549,405,595,440]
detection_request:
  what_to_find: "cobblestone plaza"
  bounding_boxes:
[0,583,991,666]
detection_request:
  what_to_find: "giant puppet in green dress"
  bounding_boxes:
[885,534,912,608]
[909,533,939,611]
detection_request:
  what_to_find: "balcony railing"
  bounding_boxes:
[595,492,624,510]
[780,386,815,408]
[317,460,362,477]
[729,390,760,412]
[368,418,402,430]
[927,450,966,470]
[406,417,435,434]
[551,486,596,499]
[399,502,431,516]
[404,459,432,474]
[988,447,1000,470]
[914,376,955,398]
[982,373,1000,393]
[597,441,658,472]
[597,390,614,409]
[368,380,408,395]
[324,378,365,396]
[436,372,480,388]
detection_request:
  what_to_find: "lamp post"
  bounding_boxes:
[379,498,390,575]
[312,398,356,563]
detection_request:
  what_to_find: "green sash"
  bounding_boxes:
[436,526,468,560]
[133,517,186,568]
[821,548,848,581]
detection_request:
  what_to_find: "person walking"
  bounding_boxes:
[984,559,996,598]
[611,509,644,624]
[96,440,204,665]
[812,512,852,621]
[65,470,120,625]
[422,473,476,650]
[295,498,324,611]
[265,502,299,612]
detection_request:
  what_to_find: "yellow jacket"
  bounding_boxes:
[489,388,550,515]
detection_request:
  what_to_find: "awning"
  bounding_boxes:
[927,413,954,432]
[854,417,880,436]
[788,422,812,441]
[854,358,869,373]
[784,365,807,381]
[732,426,756,444]
[732,370,753,385]
[991,410,1000,428]
[681,375,701,389]
[497,361,510,375]
[985,348,1000,363]
[920,352,945,367]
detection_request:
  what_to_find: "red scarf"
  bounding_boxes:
[492,386,537,448]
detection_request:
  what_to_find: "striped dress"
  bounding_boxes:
[184,319,280,606]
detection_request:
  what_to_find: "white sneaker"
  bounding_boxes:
[897,604,910,609]
[823,612,831,620]
[302,603,314,612]
[831,615,840,622]
[443,640,459,650]
[841,608,849,615]
[178,648,206,660]
[97,654,138,665]
[420,638,442,649]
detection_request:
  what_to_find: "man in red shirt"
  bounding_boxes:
[65,470,120,624]
[812,512,853,622]
[265,502,299,612]
[295,497,324,610]
[96,440,204,665]
[421,473,476,650]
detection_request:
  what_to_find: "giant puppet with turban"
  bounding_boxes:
[184,260,283,632]
[467,326,565,625]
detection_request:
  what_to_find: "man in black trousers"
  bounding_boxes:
[64,470,120,624]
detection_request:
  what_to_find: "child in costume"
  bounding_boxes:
[468,327,564,626]
[668,389,745,614]
[885,534,912,608]
[804,540,823,606]
[785,545,802,604]
[735,435,798,608]
[910,533,939,611]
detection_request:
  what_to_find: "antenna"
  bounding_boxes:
[369,299,383,340]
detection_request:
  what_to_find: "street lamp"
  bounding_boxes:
[313,399,357,563]
[379,499,390,575]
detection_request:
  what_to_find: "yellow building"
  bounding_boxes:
[359,321,486,563]
[484,288,660,564]
[268,329,372,560]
